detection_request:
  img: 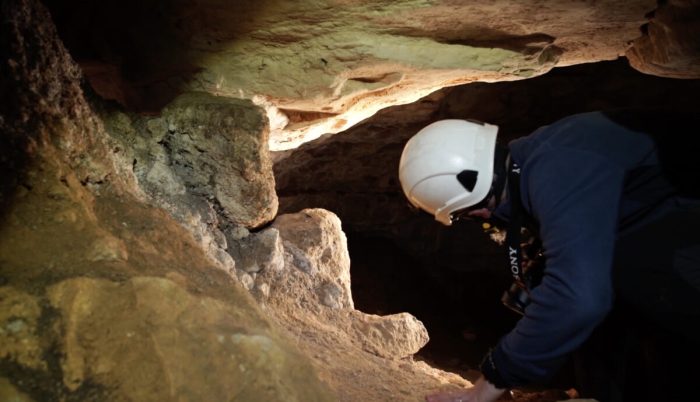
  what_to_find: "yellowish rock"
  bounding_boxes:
[0,287,46,371]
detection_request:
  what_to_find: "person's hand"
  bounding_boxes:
[425,376,505,402]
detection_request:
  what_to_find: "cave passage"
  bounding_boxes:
[347,229,519,374]
[271,57,700,400]
[325,60,700,391]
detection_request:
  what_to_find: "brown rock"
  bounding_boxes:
[228,227,285,274]
[0,287,45,371]
[47,276,333,401]
[351,312,430,359]
[0,378,35,402]
[102,92,278,229]
[271,209,354,310]
[627,0,700,78]
[47,0,659,149]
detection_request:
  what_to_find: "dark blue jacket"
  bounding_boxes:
[484,111,696,387]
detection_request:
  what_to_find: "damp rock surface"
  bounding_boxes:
[46,276,323,401]
[0,1,332,401]
[102,91,278,229]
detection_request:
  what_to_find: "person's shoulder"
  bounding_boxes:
[510,111,611,155]
[510,110,658,174]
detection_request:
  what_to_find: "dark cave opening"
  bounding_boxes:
[346,226,588,395]
[347,227,519,373]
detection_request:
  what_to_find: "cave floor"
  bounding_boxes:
[264,287,582,402]
[0,157,578,401]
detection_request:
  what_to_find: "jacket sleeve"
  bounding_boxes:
[482,146,626,387]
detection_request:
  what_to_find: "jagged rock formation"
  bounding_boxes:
[0,1,331,400]
[99,92,277,274]
[252,208,461,402]
[103,92,278,229]
[0,1,468,401]
[626,0,700,78]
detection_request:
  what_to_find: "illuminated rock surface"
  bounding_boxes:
[47,0,700,150]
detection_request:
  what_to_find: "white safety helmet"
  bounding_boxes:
[399,119,499,226]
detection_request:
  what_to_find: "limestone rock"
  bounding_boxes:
[228,227,285,274]
[0,0,134,197]
[268,208,354,310]
[627,0,700,78]
[0,378,35,402]
[103,92,277,229]
[238,271,256,291]
[166,92,278,228]
[101,91,278,282]
[350,312,430,359]
[48,0,660,150]
[47,276,332,401]
[0,287,45,371]
[87,232,128,262]
[0,2,333,400]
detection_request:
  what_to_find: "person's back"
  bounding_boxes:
[400,110,700,402]
[493,109,700,401]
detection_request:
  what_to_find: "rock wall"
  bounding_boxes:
[101,93,277,229]
[0,1,463,401]
[44,0,697,151]
[99,92,278,275]
[626,0,700,78]
[0,1,332,400]
[252,209,461,402]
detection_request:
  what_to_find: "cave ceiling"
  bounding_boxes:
[46,0,700,151]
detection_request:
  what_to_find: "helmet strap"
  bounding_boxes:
[491,144,510,207]
[468,144,509,211]
[449,145,510,222]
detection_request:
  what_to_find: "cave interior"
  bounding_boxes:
[2,0,700,401]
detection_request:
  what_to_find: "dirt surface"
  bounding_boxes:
[263,299,585,402]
